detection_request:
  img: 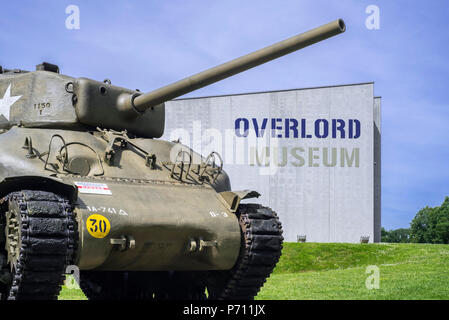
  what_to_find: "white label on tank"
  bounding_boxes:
[75,182,112,195]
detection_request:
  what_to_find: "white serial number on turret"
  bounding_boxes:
[209,211,229,218]
[87,206,128,216]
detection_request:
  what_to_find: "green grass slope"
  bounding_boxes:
[256,243,449,300]
[59,243,449,300]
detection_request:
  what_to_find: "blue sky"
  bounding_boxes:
[1,1,448,230]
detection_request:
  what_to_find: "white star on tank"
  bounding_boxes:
[0,84,22,121]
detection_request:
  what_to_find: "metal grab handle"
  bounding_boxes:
[198,151,223,183]
[171,150,192,182]
[44,134,69,173]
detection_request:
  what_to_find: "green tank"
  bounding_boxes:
[0,19,345,300]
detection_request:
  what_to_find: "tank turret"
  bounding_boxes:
[0,19,345,138]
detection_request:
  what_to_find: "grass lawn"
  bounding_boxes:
[256,243,449,300]
[59,283,88,300]
[59,243,449,300]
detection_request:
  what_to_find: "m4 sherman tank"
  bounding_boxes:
[0,19,345,300]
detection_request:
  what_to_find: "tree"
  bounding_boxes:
[410,197,449,244]
[381,227,388,241]
[381,227,410,243]
[410,206,434,243]
[433,197,449,243]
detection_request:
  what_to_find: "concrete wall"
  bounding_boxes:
[164,83,380,243]
[373,97,382,242]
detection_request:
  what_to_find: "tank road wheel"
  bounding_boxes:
[206,204,283,300]
[0,190,77,300]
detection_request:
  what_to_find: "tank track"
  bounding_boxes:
[207,203,283,300]
[79,203,282,300]
[0,190,76,300]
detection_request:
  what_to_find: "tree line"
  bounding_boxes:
[382,196,449,244]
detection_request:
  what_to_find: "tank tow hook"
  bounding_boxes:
[189,238,218,253]
[110,235,136,252]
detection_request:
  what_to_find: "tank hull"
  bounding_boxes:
[74,179,241,271]
[0,127,240,271]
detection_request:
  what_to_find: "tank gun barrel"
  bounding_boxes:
[130,19,345,113]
